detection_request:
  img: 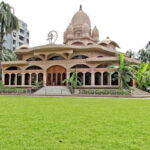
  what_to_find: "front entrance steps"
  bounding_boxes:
[33,86,71,96]
[132,88,150,97]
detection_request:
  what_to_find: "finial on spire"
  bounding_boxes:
[80,5,82,10]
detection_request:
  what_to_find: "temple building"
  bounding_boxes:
[1,6,140,89]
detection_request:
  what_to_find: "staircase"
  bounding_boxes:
[132,88,150,97]
[33,86,72,96]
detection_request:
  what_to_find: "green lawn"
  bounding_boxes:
[0,96,150,150]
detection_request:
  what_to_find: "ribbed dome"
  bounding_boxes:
[82,23,90,32]
[67,24,73,32]
[99,37,120,48]
[71,6,91,27]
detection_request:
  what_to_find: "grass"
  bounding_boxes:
[0,96,150,150]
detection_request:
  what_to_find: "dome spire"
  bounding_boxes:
[79,5,82,10]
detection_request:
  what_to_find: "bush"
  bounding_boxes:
[78,89,131,96]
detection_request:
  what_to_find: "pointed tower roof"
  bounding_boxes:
[71,5,91,27]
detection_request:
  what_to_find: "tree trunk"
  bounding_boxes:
[0,21,4,80]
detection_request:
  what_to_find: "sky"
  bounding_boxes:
[3,0,150,53]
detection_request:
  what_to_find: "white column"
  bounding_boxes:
[29,73,32,85]
[36,74,38,84]
[22,73,25,86]
[43,71,47,86]
[15,73,17,85]
[91,72,95,86]
[9,74,11,86]
[66,71,70,86]
[83,72,85,86]
[2,73,4,85]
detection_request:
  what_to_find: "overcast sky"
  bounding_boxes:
[3,0,150,52]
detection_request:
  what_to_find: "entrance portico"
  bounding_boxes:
[46,65,66,86]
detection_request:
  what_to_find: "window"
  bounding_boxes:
[20,29,24,34]
[26,32,29,37]
[19,35,24,41]
[19,42,23,46]
[13,40,16,45]
[27,39,29,44]
[13,32,16,37]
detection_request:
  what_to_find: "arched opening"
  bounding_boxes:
[47,73,51,86]
[11,74,15,85]
[95,72,101,85]
[71,55,88,59]
[71,64,89,69]
[26,66,42,70]
[71,41,84,46]
[85,72,91,85]
[87,43,93,45]
[46,65,66,86]
[96,64,111,68]
[31,73,36,85]
[57,73,61,85]
[48,56,65,60]
[62,73,66,85]
[77,72,83,86]
[103,72,109,85]
[26,57,42,61]
[17,73,22,85]
[111,72,119,85]
[6,66,21,70]
[128,79,134,87]
[38,73,43,83]
[5,74,9,85]
[25,73,30,85]
[52,73,56,86]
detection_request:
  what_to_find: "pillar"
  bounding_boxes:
[91,72,95,86]
[66,71,70,86]
[101,72,103,86]
[36,74,38,84]
[2,73,4,85]
[15,73,17,85]
[9,74,11,86]
[109,73,111,86]
[83,72,85,86]
[29,73,32,85]
[43,71,47,86]
[22,73,25,86]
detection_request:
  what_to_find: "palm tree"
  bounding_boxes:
[126,49,135,58]
[2,47,17,61]
[108,53,136,89]
[138,49,149,62]
[0,1,19,77]
[133,63,150,90]
[63,69,81,89]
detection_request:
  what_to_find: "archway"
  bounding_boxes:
[46,65,66,86]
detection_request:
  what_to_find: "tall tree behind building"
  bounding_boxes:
[0,1,19,79]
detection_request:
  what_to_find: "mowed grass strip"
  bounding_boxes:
[0,96,150,150]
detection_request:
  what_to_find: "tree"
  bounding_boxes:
[0,1,19,77]
[63,69,81,89]
[126,49,135,58]
[2,47,17,61]
[108,53,136,89]
[133,63,150,90]
[138,49,149,63]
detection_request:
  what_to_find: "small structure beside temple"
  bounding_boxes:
[1,6,140,91]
